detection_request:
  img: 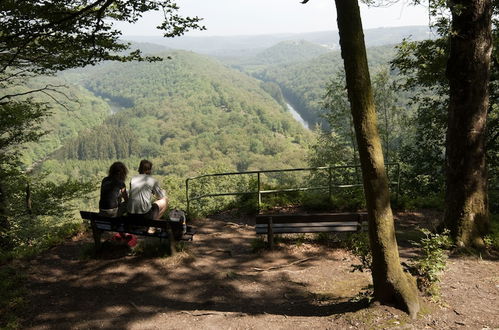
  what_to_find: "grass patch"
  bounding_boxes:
[397,194,444,211]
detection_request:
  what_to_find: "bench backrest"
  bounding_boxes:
[80,211,170,229]
[255,212,368,234]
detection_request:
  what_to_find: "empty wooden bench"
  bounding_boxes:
[80,211,195,250]
[255,212,367,248]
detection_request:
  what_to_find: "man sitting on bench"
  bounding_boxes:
[128,159,168,233]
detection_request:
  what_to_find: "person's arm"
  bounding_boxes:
[152,180,166,201]
[121,187,128,203]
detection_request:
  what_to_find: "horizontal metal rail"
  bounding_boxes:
[185,163,400,219]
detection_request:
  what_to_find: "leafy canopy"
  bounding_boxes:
[0,0,205,157]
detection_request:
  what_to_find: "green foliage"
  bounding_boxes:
[0,101,48,165]
[300,192,331,211]
[0,0,205,254]
[0,266,27,329]
[483,213,499,250]
[397,193,444,211]
[343,232,372,273]
[410,228,452,297]
[0,169,94,257]
[248,40,330,66]
[51,51,311,177]
[251,45,398,126]
[0,0,204,78]
[24,50,313,224]
[391,19,499,199]
[330,189,366,211]
[391,38,449,197]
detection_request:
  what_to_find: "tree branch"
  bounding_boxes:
[0,84,68,102]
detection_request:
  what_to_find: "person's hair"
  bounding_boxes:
[108,162,128,181]
[138,159,152,174]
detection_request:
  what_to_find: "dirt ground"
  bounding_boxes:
[20,211,499,329]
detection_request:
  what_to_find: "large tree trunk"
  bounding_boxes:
[333,0,420,318]
[444,0,492,248]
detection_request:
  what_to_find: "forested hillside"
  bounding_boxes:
[228,40,331,68]
[229,44,399,126]
[5,76,113,166]
[42,50,311,190]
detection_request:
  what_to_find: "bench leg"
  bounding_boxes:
[164,222,177,256]
[91,226,102,250]
[267,216,274,250]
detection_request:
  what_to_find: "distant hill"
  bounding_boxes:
[124,26,431,57]
[239,40,331,66]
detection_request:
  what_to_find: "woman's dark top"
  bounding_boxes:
[99,176,125,210]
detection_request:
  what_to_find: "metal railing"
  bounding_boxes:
[185,163,400,219]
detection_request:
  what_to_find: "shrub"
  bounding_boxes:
[483,213,499,250]
[410,228,452,297]
[343,232,372,272]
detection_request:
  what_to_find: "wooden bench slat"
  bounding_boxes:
[81,212,171,229]
[256,226,360,234]
[255,212,367,224]
[256,221,362,228]
[255,212,368,249]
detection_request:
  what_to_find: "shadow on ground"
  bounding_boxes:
[22,214,373,329]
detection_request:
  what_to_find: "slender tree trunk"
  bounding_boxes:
[333,0,419,318]
[0,181,11,249]
[444,0,492,248]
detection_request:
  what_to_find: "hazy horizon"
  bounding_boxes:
[114,0,430,38]
[121,24,429,39]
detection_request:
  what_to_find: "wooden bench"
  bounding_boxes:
[80,211,195,251]
[255,212,368,248]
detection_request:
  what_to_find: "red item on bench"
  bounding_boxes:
[112,233,137,247]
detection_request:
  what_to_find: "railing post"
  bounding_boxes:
[396,163,401,205]
[268,216,274,250]
[257,172,261,211]
[328,167,332,203]
[185,178,190,220]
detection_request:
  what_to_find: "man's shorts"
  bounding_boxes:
[143,203,160,220]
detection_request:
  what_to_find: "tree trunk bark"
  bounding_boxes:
[333,0,420,318]
[444,0,492,248]
[0,181,11,250]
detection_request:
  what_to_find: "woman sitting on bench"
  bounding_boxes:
[99,161,129,218]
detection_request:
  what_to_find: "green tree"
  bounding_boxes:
[303,0,420,317]
[0,0,204,249]
[444,0,493,247]
[392,0,498,244]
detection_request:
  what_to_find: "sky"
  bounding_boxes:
[115,0,430,37]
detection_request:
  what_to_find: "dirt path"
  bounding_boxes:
[21,212,499,329]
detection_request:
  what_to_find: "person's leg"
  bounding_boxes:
[154,197,168,219]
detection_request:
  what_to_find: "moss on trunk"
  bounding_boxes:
[333,0,420,318]
[444,0,492,248]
